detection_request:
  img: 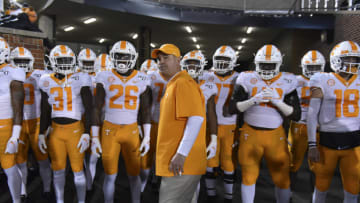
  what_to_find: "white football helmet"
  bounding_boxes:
[78,48,96,73]
[212,45,237,74]
[140,59,158,74]
[10,47,34,72]
[301,50,325,78]
[110,41,138,73]
[0,37,10,64]
[254,44,282,80]
[95,53,113,71]
[330,40,360,74]
[181,50,207,78]
[49,45,76,75]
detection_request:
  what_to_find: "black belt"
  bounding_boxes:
[319,130,360,150]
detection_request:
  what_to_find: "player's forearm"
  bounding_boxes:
[10,81,24,125]
[177,116,204,157]
[307,98,321,147]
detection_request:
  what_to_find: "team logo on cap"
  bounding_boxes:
[250,78,258,84]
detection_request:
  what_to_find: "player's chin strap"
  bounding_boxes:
[307,98,321,148]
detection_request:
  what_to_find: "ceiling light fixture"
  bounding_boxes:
[238,45,243,50]
[246,27,254,34]
[84,18,97,24]
[64,26,75,32]
[150,43,156,48]
[192,37,197,43]
[99,38,105,43]
[185,26,192,33]
[196,44,200,49]
[241,38,247,44]
[132,33,138,39]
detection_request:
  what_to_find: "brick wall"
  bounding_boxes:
[0,33,44,69]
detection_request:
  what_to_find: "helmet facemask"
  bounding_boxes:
[182,59,203,79]
[256,62,279,80]
[111,52,136,73]
[53,57,75,75]
[79,60,95,73]
[213,56,233,74]
[302,64,323,78]
[338,56,360,74]
[13,58,32,72]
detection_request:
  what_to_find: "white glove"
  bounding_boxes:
[140,135,150,157]
[5,125,21,154]
[206,134,217,160]
[77,133,90,153]
[91,137,102,157]
[38,134,47,154]
[251,88,273,104]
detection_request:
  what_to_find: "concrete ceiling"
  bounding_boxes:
[38,0,289,61]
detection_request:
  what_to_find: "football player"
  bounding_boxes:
[38,45,93,203]
[139,59,166,193]
[288,50,325,191]
[308,41,360,203]
[10,47,52,200]
[95,53,113,72]
[0,37,25,203]
[92,40,151,203]
[201,45,238,202]
[181,50,218,200]
[140,59,158,74]
[228,44,301,203]
[77,48,100,193]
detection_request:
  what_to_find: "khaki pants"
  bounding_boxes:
[159,175,201,203]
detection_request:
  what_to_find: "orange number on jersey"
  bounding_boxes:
[215,83,233,104]
[154,83,165,103]
[109,84,139,110]
[334,89,359,117]
[251,87,283,108]
[24,83,35,105]
[50,87,72,111]
[301,86,311,107]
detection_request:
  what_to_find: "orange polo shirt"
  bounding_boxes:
[156,70,207,177]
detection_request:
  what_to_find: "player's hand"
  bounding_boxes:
[169,153,186,176]
[139,136,150,157]
[5,136,18,154]
[251,88,273,104]
[206,134,217,160]
[308,147,320,162]
[38,134,47,154]
[91,137,102,157]
[77,133,90,153]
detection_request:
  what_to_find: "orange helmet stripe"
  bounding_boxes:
[19,47,25,56]
[146,59,151,68]
[101,54,106,67]
[190,50,197,57]
[311,50,317,62]
[60,45,67,54]
[86,48,90,58]
[120,41,127,50]
[349,41,358,52]
[219,46,227,54]
[265,45,272,60]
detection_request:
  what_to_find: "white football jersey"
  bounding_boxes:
[96,69,149,125]
[310,72,360,132]
[0,64,26,120]
[149,71,168,123]
[200,81,218,107]
[23,69,46,120]
[201,71,239,125]
[237,71,297,129]
[39,72,91,120]
[296,75,311,124]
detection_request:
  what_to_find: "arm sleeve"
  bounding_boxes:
[176,116,204,157]
[307,98,321,146]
